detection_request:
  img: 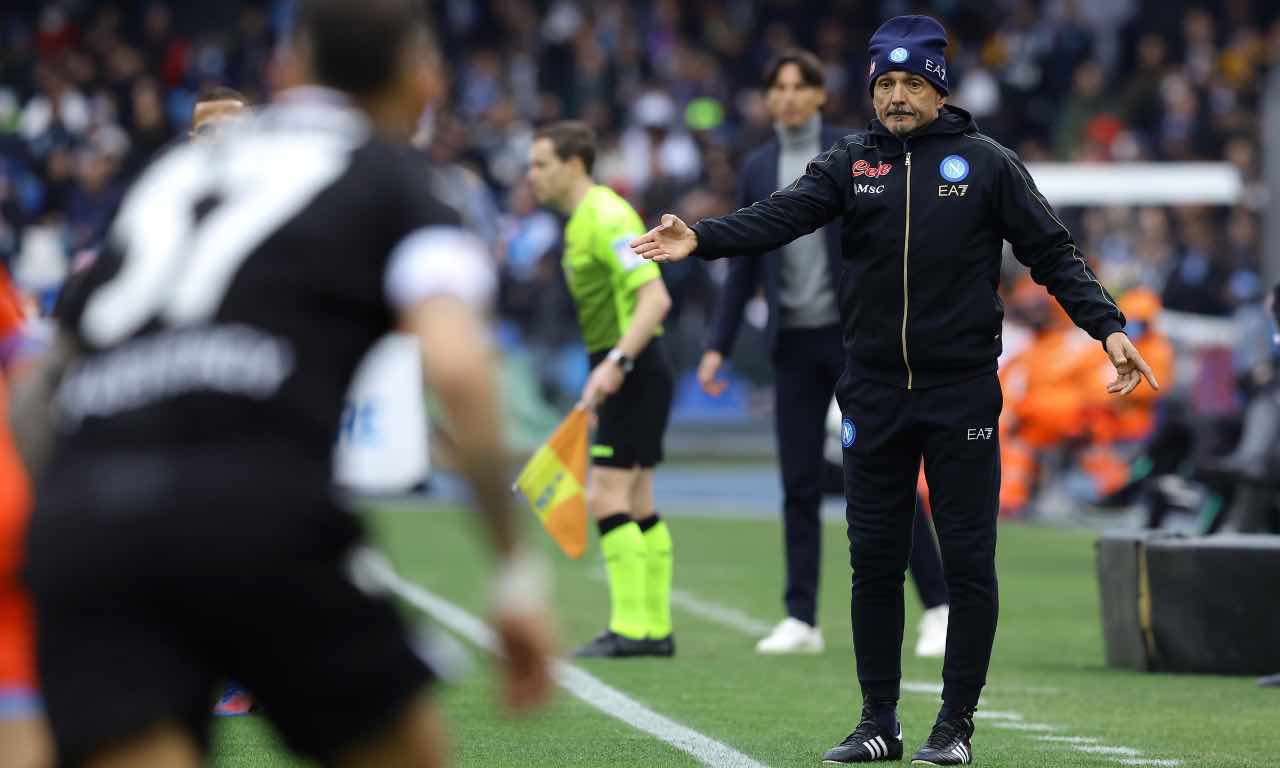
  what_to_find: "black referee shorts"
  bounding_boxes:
[25,460,436,766]
[589,339,674,469]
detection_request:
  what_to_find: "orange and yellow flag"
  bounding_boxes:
[514,408,589,558]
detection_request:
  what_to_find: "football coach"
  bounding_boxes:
[630,14,1158,767]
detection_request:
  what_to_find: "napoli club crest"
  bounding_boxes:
[841,417,857,448]
[940,155,970,183]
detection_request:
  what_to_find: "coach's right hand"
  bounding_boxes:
[631,214,697,263]
[697,350,728,397]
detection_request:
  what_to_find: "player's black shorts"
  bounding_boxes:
[589,338,674,469]
[24,454,436,766]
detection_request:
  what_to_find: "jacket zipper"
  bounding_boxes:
[901,150,914,390]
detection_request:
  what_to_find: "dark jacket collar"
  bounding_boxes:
[869,105,976,156]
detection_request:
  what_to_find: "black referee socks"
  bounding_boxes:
[636,513,662,532]
[597,513,633,537]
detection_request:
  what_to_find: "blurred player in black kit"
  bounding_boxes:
[13,1,553,766]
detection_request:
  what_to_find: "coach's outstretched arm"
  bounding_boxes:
[992,147,1159,396]
[408,294,555,712]
[631,140,850,264]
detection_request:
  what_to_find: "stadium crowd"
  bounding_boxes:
[1,0,1278,526]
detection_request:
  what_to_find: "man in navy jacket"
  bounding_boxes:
[634,16,1158,766]
[698,49,950,659]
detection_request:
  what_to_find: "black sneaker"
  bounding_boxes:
[573,630,653,658]
[822,708,903,763]
[911,715,974,765]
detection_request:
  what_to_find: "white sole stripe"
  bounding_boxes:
[366,556,769,768]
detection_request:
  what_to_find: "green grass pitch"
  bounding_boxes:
[211,498,1275,767]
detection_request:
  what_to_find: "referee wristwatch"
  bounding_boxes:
[606,348,635,375]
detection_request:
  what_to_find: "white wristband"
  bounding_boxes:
[492,549,551,617]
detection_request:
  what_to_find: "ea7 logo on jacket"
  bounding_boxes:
[852,160,892,178]
[938,184,969,197]
[966,427,994,441]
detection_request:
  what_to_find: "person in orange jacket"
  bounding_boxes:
[1001,291,1101,449]
[1000,284,1175,510]
[1084,288,1174,443]
[1076,288,1174,499]
[998,279,1100,513]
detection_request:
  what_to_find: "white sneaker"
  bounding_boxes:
[915,604,949,658]
[755,617,824,654]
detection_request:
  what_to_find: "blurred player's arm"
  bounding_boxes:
[405,296,518,555]
[388,225,553,711]
[7,247,121,477]
[8,332,75,478]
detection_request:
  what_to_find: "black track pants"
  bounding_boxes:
[839,372,1002,710]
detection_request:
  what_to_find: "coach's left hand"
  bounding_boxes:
[578,359,624,410]
[1105,331,1160,396]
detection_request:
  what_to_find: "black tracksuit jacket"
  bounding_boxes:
[692,105,1126,390]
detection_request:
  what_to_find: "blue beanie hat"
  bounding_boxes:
[867,15,949,96]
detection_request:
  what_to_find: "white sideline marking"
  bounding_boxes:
[989,722,1062,732]
[899,680,1061,697]
[600,573,998,704]
[1074,745,1142,756]
[974,710,1024,721]
[368,557,769,768]
[579,566,1185,768]
[671,588,775,636]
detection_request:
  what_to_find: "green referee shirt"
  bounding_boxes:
[562,185,663,353]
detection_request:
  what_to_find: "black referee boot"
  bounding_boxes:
[573,630,652,658]
[648,633,675,657]
[822,705,904,763]
[911,712,974,766]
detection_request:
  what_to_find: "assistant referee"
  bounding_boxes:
[631,14,1157,766]
[528,121,676,659]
